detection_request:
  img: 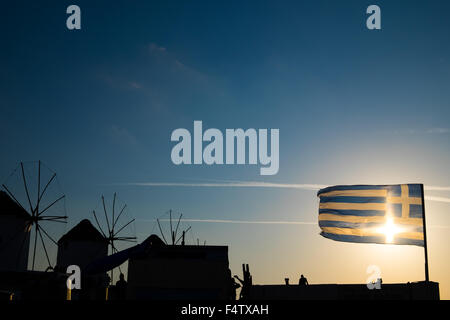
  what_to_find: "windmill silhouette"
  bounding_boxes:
[156,210,202,245]
[1,161,67,271]
[92,193,136,282]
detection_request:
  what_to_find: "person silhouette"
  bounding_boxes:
[116,273,127,299]
[234,275,245,299]
[299,274,309,286]
[229,276,241,300]
[226,268,240,300]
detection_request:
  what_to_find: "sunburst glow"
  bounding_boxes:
[376,218,404,243]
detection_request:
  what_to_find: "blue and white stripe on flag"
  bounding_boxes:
[317,184,424,246]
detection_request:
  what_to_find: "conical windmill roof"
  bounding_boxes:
[58,219,107,244]
[0,190,31,219]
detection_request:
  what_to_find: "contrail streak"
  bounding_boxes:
[116,181,450,203]
[117,181,450,191]
[139,218,449,229]
[424,186,450,191]
[117,181,326,190]
[424,196,450,203]
[156,218,316,225]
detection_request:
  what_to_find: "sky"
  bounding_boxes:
[1,0,450,298]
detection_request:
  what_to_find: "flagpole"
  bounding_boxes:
[421,184,430,282]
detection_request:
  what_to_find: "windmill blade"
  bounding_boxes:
[37,226,52,269]
[114,237,137,243]
[113,204,127,229]
[115,236,137,241]
[32,225,38,271]
[169,210,173,244]
[114,218,135,236]
[38,195,65,216]
[39,220,67,224]
[38,225,58,245]
[93,210,107,238]
[174,213,183,241]
[102,195,111,235]
[40,216,68,223]
[40,215,67,219]
[157,218,168,244]
[37,161,41,212]
[112,193,116,232]
[175,226,191,244]
[40,216,67,224]
[20,162,34,215]
[38,173,56,203]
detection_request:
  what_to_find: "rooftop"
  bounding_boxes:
[58,219,107,244]
[0,191,31,220]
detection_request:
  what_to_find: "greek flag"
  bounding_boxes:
[317,184,424,246]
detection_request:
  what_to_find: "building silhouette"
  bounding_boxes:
[0,194,442,301]
[0,191,31,272]
[249,281,440,300]
[56,219,108,271]
[127,244,229,299]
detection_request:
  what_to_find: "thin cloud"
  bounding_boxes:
[147,42,210,83]
[148,43,167,54]
[391,128,449,135]
[128,81,143,89]
[425,196,450,204]
[138,218,449,229]
[99,74,143,91]
[156,218,315,225]
[427,128,449,134]
[115,180,450,203]
[108,125,139,147]
[120,181,326,190]
[424,186,450,191]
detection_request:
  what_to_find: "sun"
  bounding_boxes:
[376,217,404,243]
